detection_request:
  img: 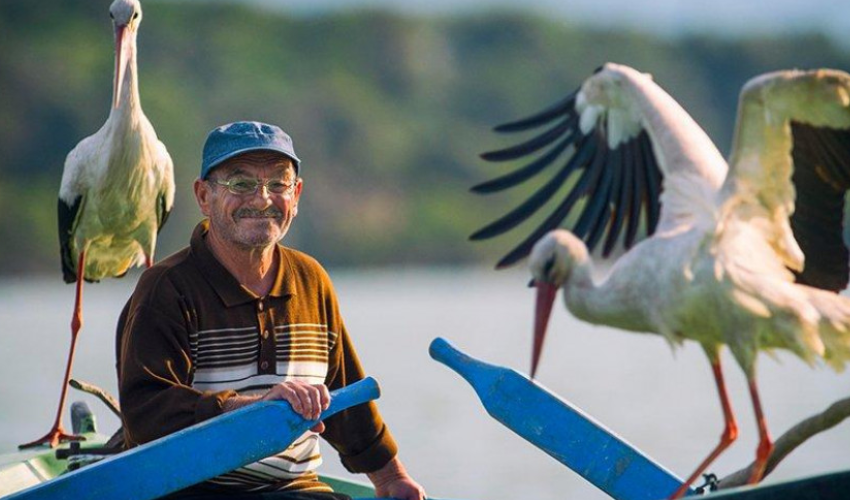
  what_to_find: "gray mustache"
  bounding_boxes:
[235,208,283,218]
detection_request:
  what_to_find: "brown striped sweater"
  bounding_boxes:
[117,220,397,494]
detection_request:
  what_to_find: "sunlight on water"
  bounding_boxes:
[1,269,848,499]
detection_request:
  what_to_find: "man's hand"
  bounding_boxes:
[366,456,426,500]
[262,381,330,433]
[224,381,330,433]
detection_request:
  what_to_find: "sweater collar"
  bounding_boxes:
[190,220,296,307]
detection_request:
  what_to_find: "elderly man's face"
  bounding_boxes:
[195,152,302,250]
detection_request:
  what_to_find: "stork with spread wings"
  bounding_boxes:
[472,63,850,498]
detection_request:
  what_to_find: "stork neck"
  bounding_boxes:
[564,259,657,332]
[629,75,727,189]
[111,33,141,119]
[561,259,598,321]
[562,261,631,327]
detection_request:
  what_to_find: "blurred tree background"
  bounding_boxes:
[1,1,848,275]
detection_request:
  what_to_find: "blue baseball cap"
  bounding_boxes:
[200,121,301,179]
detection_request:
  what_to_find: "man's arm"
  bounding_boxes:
[223,380,330,433]
[119,296,234,446]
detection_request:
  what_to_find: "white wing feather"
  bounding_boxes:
[722,69,850,272]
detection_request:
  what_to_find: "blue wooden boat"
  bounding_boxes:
[1,340,847,500]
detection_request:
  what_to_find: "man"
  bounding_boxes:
[117,121,426,500]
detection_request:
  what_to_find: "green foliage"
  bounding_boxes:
[1,2,848,274]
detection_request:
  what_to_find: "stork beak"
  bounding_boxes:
[112,24,128,109]
[531,280,558,379]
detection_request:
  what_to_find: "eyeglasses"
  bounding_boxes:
[211,177,298,196]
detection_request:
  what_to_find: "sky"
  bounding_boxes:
[223,0,850,42]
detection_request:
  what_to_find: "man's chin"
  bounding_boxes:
[236,232,281,248]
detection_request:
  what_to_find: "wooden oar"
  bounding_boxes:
[7,377,380,500]
[430,338,691,500]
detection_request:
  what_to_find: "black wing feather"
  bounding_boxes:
[472,134,573,194]
[494,91,577,133]
[481,114,577,162]
[641,134,662,234]
[584,156,617,252]
[157,192,172,233]
[472,85,666,268]
[58,196,83,284]
[574,143,617,239]
[470,132,595,240]
[789,121,850,292]
[625,138,648,250]
[495,129,609,268]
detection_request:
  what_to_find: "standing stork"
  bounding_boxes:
[472,63,850,498]
[19,0,174,449]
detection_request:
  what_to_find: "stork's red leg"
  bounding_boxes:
[747,376,774,484]
[670,348,738,499]
[18,250,87,449]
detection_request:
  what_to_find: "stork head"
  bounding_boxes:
[110,0,143,28]
[109,0,142,109]
[528,230,588,378]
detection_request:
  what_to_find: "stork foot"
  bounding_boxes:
[18,425,85,450]
[747,438,774,484]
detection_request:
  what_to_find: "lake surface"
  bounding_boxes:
[1,269,848,499]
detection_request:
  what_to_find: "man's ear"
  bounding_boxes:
[194,178,212,217]
[292,178,303,217]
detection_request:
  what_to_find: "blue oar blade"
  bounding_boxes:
[8,378,380,500]
[430,338,689,500]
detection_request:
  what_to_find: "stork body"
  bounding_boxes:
[20,0,174,449]
[474,64,850,498]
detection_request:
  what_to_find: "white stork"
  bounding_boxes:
[20,0,174,449]
[472,63,850,498]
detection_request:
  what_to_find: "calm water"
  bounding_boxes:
[1,270,848,499]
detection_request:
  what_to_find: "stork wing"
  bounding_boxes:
[724,69,850,292]
[57,136,98,284]
[58,195,84,284]
[472,63,726,268]
[155,140,175,233]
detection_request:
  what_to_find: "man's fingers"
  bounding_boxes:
[263,381,329,421]
[290,382,315,418]
[317,384,331,411]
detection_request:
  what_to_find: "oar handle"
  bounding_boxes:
[429,337,491,385]
[429,337,469,370]
[322,376,380,419]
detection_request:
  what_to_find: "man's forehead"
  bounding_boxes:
[215,152,295,177]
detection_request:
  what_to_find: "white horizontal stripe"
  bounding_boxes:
[275,323,328,330]
[194,326,257,335]
[275,347,328,355]
[276,331,338,340]
[276,361,328,379]
[194,367,270,385]
[214,471,270,484]
[206,476,266,487]
[277,335,328,348]
[198,347,258,357]
[287,434,320,449]
[197,335,258,346]
[197,334,258,345]
[275,330,330,336]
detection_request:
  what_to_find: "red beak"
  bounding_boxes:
[531,281,558,379]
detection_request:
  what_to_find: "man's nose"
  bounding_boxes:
[246,185,273,206]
